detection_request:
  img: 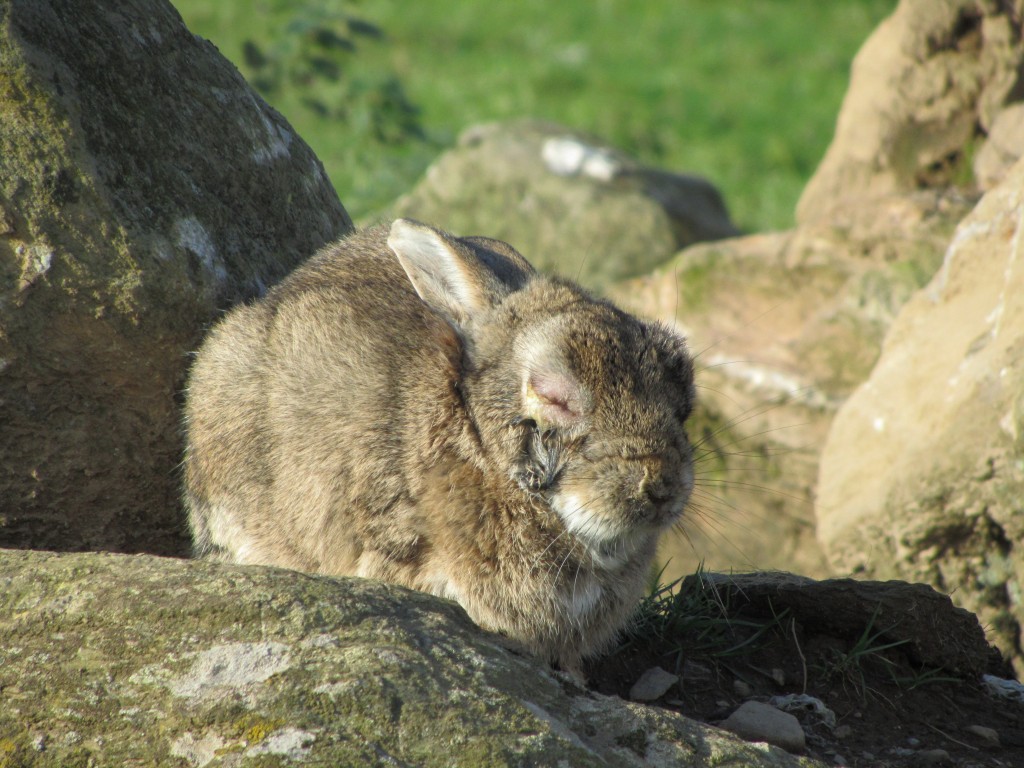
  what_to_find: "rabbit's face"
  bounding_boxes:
[381,219,694,567]
[502,294,696,564]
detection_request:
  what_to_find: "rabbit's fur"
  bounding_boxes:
[184,219,695,672]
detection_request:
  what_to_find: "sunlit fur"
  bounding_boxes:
[184,220,695,673]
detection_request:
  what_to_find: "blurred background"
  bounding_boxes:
[172,0,896,232]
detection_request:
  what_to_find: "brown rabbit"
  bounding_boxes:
[184,219,695,673]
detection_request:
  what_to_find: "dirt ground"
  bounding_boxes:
[585,573,1024,768]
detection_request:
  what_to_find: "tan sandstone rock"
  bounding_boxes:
[974,102,1024,190]
[0,0,352,554]
[389,119,738,290]
[797,0,1023,225]
[612,191,971,579]
[816,156,1024,673]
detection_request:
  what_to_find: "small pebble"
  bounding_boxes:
[628,666,679,702]
[733,679,753,697]
[910,748,950,767]
[906,737,921,747]
[681,659,712,682]
[771,668,785,686]
[720,700,806,753]
[965,724,1000,748]
[833,725,853,740]
[832,754,847,766]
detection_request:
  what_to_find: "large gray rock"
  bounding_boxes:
[0,549,822,767]
[389,120,738,290]
[0,0,352,554]
[816,156,1024,674]
[611,191,972,579]
[797,0,1023,224]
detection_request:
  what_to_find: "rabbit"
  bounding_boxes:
[183,218,696,674]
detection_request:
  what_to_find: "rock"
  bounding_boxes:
[816,156,1024,673]
[0,549,823,768]
[974,102,1024,190]
[797,0,1024,224]
[734,679,754,698]
[629,666,680,702]
[910,748,950,767]
[769,695,837,730]
[982,674,1024,703]
[965,724,1000,748]
[720,700,807,754]
[686,572,1005,680]
[611,190,972,579]
[0,0,352,554]
[389,119,738,290]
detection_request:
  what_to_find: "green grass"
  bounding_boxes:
[172,0,895,232]
[624,565,785,668]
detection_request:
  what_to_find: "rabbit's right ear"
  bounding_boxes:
[387,219,527,329]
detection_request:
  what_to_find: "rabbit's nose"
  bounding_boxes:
[639,463,672,504]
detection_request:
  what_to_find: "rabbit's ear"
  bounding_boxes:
[388,218,520,328]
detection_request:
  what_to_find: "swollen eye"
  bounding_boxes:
[535,390,577,419]
[527,373,583,425]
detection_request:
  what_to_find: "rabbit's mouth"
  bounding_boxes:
[547,490,664,569]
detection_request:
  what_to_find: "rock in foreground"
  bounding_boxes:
[0,549,821,767]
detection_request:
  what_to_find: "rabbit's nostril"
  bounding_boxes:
[645,481,671,503]
[639,466,670,502]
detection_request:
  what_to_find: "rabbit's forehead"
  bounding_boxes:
[515,310,690,410]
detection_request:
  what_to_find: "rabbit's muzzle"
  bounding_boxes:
[512,418,693,551]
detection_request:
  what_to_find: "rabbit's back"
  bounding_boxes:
[184,226,460,573]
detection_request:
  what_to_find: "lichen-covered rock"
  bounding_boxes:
[816,156,1024,674]
[797,0,1023,224]
[611,191,972,579]
[0,549,822,768]
[388,120,738,290]
[0,0,352,554]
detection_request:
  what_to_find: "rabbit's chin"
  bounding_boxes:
[548,491,658,571]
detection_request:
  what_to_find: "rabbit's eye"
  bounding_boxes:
[524,372,585,427]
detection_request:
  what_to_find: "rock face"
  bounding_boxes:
[687,572,1005,680]
[0,0,352,555]
[389,120,738,290]
[611,190,972,579]
[816,156,1024,673]
[797,0,1024,224]
[0,549,821,768]
[974,102,1024,189]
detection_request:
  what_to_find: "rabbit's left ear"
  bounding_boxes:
[388,218,523,329]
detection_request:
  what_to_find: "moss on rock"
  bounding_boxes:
[0,549,822,767]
